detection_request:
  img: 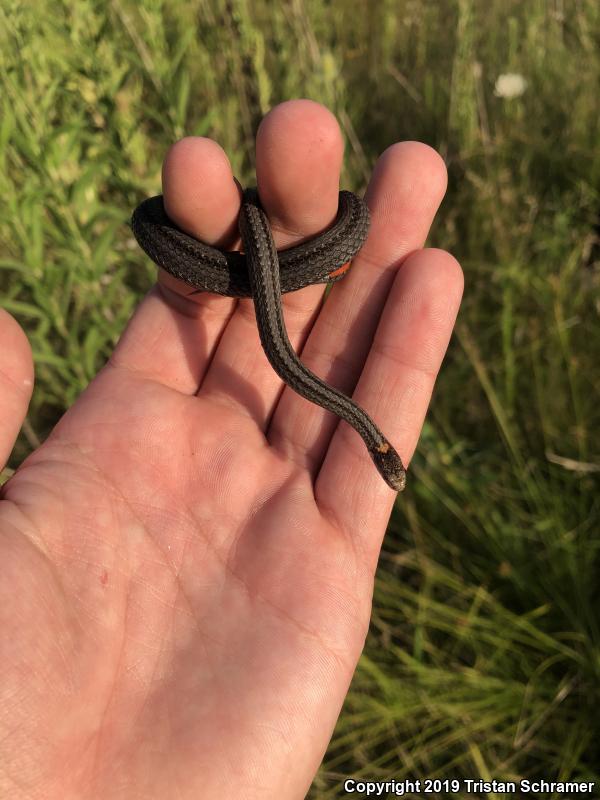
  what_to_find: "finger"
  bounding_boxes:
[199,99,344,427]
[317,247,463,557]
[109,137,241,393]
[0,310,34,473]
[268,142,447,477]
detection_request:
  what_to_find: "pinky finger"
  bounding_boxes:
[315,248,463,558]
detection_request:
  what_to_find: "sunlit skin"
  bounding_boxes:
[0,100,463,799]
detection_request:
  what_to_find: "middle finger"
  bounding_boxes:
[199,99,345,428]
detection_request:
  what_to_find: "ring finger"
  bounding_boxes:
[267,141,449,480]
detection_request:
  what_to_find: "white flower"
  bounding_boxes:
[494,73,528,99]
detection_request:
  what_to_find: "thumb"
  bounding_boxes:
[0,309,34,474]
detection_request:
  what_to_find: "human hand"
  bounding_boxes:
[0,99,463,799]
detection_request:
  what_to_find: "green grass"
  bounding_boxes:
[1,0,599,796]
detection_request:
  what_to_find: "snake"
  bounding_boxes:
[130,185,406,492]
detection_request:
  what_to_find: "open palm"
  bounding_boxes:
[0,101,462,799]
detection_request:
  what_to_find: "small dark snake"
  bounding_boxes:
[131,186,406,492]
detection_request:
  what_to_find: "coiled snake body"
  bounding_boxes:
[131,187,406,492]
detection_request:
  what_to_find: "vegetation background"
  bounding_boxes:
[1,0,599,796]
